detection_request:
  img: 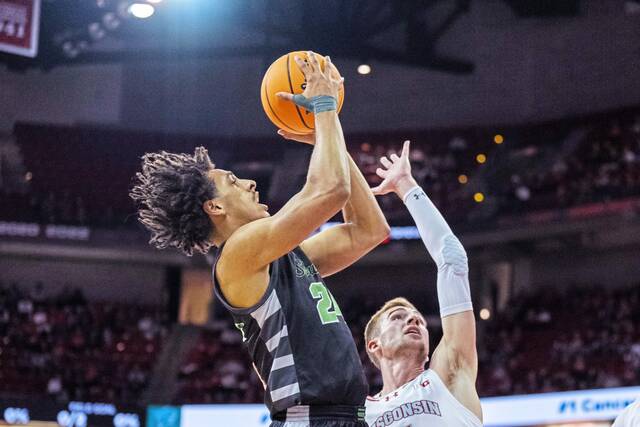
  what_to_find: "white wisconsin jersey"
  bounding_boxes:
[365,369,482,427]
[613,399,640,427]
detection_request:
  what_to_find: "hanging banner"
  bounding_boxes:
[0,0,40,57]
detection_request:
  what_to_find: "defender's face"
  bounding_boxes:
[208,169,270,221]
[377,307,429,364]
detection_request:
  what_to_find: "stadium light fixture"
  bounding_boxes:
[357,64,371,75]
[128,3,155,19]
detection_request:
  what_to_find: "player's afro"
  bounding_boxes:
[130,146,216,256]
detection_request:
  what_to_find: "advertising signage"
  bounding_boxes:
[0,399,143,427]
[481,386,640,426]
[158,387,640,427]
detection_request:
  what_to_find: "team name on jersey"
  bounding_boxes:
[293,253,319,278]
[372,399,442,426]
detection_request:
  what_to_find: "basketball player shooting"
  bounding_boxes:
[130,51,389,427]
[363,141,483,427]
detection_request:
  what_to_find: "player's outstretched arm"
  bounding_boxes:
[278,130,390,277]
[372,141,481,419]
[301,155,389,277]
[217,52,351,306]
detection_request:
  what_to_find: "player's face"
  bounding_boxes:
[208,169,270,222]
[377,307,429,364]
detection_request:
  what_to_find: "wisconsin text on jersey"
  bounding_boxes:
[372,399,442,426]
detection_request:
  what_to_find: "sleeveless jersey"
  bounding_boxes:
[365,369,483,427]
[212,245,368,415]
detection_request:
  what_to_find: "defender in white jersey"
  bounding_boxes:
[364,141,483,427]
[612,399,640,427]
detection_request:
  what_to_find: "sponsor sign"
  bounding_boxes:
[0,222,90,241]
[175,387,640,427]
[179,405,269,427]
[482,386,640,426]
[0,400,143,427]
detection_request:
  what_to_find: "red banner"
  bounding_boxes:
[0,0,40,57]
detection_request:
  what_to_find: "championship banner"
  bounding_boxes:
[0,0,40,57]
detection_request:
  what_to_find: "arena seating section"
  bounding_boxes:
[477,285,640,395]
[1,127,279,228]
[0,284,166,403]
[1,108,639,404]
[2,108,638,229]
[1,281,637,404]
[174,284,640,403]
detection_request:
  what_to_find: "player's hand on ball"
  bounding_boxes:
[276,51,344,106]
[371,140,418,197]
[277,129,315,146]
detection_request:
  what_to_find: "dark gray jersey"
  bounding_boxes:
[212,246,368,415]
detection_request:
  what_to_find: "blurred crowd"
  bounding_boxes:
[503,114,640,213]
[0,280,637,404]
[0,283,167,403]
[478,285,640,396]
[176,284,640,404]
[350,137,474,224]
[1,108,639,407]
[1,191,91,226]
[175,320,263,404]
[1,109,639,229]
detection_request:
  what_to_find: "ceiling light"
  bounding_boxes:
[128,3,155,19]
[357,64,371,75]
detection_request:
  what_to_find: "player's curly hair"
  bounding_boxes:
[130,146,217,256]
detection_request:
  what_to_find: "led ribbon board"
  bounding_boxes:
[172,387,640,427]
[481,386,640,426]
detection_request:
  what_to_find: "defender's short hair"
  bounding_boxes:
[364,297,419,368]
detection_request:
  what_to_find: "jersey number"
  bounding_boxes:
[309,282,343,325]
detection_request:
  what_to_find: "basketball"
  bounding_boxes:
[261,51,345,135]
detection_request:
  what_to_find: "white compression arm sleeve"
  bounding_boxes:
[403,185,473,317]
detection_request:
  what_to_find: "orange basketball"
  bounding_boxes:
[261,51,345,135]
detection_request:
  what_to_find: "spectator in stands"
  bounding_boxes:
[0,283,166,403]
[174,283,639,403]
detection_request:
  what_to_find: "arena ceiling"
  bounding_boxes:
[0,0,581,74]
